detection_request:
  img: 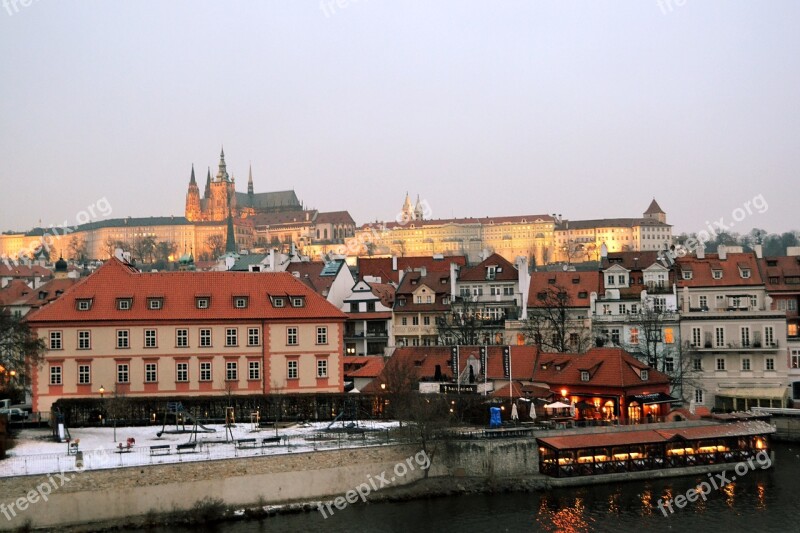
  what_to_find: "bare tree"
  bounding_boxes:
[0,313,47,401]
[67,235,87,262]
[525,285,592,352]
[130,235,157,263]
[103,236,127,259]
[104,387,130,443]
[205,234,226,259]
[436,296,490,346]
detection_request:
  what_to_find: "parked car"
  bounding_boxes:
[0,408,27,421]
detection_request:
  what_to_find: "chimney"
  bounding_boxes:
[753,243,763,259]
[392,256,398,271]
[269,248,276,272]
[718,245,727,261]
[418,266,427,277]
[516,256,529,320]
[696,244,705,259]
[450,262,459,300]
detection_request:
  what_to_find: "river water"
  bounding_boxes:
[140,442,800,533]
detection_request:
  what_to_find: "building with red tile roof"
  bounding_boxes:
[357,255,467,285]
[1,278,80,317]
[392,270,454,348]
[25,258,348,413]
[342,280,395,356]
[343,356,386,391]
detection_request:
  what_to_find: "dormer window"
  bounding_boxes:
[272,297,285,308]
[740,269,751,279]
[712,270,723,280]
[196,297,210,309]
[117,298,132,310]
[640,370,649,381]
[580,371,590,382]
[234,297,248,309]
[76,299,92,311]
[486,266,497,280]
[682,271,693,280]
[291,297,305,308]
[578,291,588,299]
[148,298,163,310]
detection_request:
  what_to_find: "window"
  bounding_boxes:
[630,304,638,315]
[117,363,129,383]
[699,296,708,309]
[199,362,211,381]
[77,299,91,311]
[117,330,129,349]
[292,297,304,308]
[423,316,431,326]
[287,327,298,346]
[248,327,260,346]
[766,358,775,371]
[176,362,188,382]
[234,297,248,309]
[716,357,725,371]
[764,326,775,347]
[200,328,212,347]
[317,359,328,378]
[602,304,611,315]
[610,328,620,345]
[712,270,722,280]
[401,317,408,326]
[665,357,675,372]
[412,316,420,326]
[791,349,800,369]
[503,286,514,296]
[693,357,702,371]
[249,361,260,380]
[751,296,758,308]
[145,363,157,383]
[117,299,132,310]
[619,304,627,314]
[741,357,751,371]
[653,298,666,312]
[144,329,157,348]
[691,327,701,347]
[148,298,163,310]
[580,371,590,382]
[694,389,704,403]
[741,269,751,279]
[629,327,639,345]
[416,296,422,304]
[316,326,328,345]
[196,298,209,309]
[682,271,693,280]
[226,328,238,347]
[273,297,285,308]
[226,361,237,381]
[50,366,62,385]
[715,327,725,348]
[78,364,90,385]
[49,331,62,350]
[640,370,649,381]
[618,275,626,285]
[664,328,674,344]
[78,330,90,350]
[426,296,432,304]
[287,359,298,379]
[176,329,188,348]
[741,327,750,347]
[367,301,376,312]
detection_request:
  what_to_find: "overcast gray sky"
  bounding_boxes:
[1,1,798,235]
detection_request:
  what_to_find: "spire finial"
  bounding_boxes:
[189,164,196,185]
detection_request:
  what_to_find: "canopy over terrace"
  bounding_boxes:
[714,388,789,411]
[537,421,774,478]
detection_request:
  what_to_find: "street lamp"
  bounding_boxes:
[99,385,105,398]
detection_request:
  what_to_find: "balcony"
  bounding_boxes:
[593,312,679,323]
[685,340,780,353]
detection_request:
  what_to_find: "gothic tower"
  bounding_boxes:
[185,165,202,221]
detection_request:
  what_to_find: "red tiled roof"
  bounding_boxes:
[600,251,663,271]
[0,279,31,306]
[535,347,670,388]
[539,429,667,450]
[10,278,79,309]
[394,271,452,312]
[0,264,53,279]
[644,198,665,215]
[361,215,555,232]
[26,258,347,324]
[369,282,395,307]
[343,356,386,378]
[528,271,600,308]
[458,253,518,282]
[315,211,355,225]
[383,346,540,382]
[287,260,351,299]
[676,253,762,288]
[250,210,317,227]
[759,256,800,292]
[358,256,466,284]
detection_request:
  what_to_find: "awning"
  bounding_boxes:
[715,388,788,400]
[628,392,678,405]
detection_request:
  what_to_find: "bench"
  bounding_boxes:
[261,436,282,446]
[149,444,171,456]
[236,438,257,449]
[176,442,197,454]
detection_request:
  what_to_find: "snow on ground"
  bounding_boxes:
[0,420,401,477]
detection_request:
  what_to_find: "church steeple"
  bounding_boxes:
[247,164,254,196]
[204,167,211,198]
[216,146,229,182]
[225,212,236,253]
[189,164,196,185]
[185,164,201,222]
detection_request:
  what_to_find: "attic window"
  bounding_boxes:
[640,370,649,381]
[740,269,751,279]
[443,296,450,305]
[76,299,92,311]
[234,297,248,309]
[682,271,693,280]
[414,360,422,367]
[441,278,447,284]
[541,363,548,370]
[712,270,723,280]
[117,298,132,310]
[272,297,285,308]
[148,298,163,310]
[291,297,305,308]
[580,371,590,382]
[555,365,562,371]
[486,266,497,280]
[548,278,556,285]
[766,260,778,267]
[196,297,210,309]
[578,291,588,299]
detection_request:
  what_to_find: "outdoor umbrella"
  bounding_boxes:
[511,403,519,421]
[529,403,537,420]
[544,401,571,409]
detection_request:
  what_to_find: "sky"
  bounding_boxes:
[1,1,798,236]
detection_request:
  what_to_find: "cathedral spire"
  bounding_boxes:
[204,167,211,198]
[225,212,236,253]
[189,164,196,185]
[247,164,254,195]
[216,146,229,182]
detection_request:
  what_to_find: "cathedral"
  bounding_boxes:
[185,148,303,222]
